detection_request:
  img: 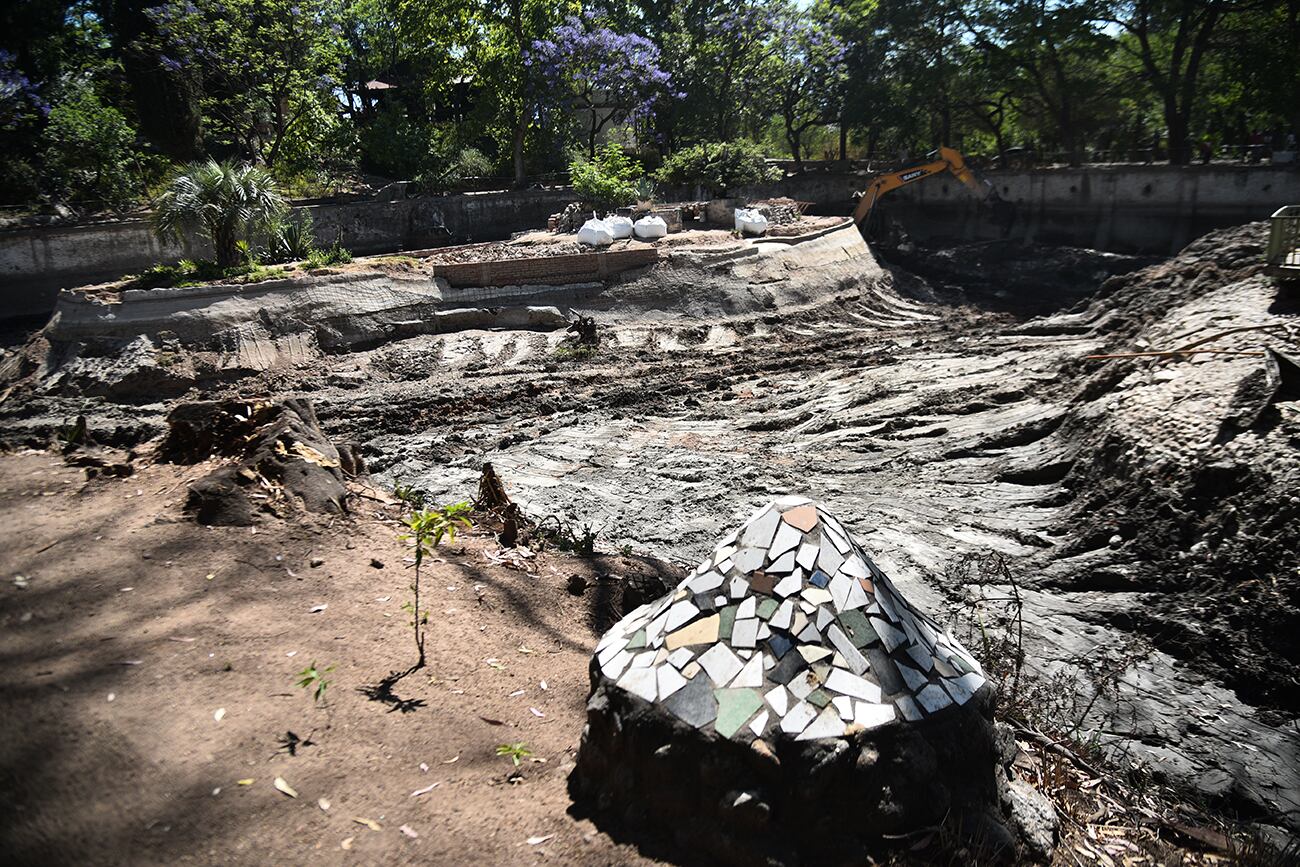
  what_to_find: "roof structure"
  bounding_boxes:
[592,497,987,741]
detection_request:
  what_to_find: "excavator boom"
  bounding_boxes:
[852,146,987,226]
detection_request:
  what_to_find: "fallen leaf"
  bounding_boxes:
[214,707,226,721]
[539,680,548,691]
[205,573,215,581]
[517,645,533,654]
[410,783,439,797]
[340,837,354,850]
[106,692,115,702]
[529,707,545,718]
[237,779,255,786]
[120,587,133,592]
[399,824,419,838]
[527,834,554,845]
[442,756,459,764]
[419,762,430,772]
[479,715,505,726]
[116,660,143,666]
[168,636,196,643]
[310,604,328,613]
[353,817,382,832]
[273,777,298,798]
[509,689,525,697]
[12,575,29,589]
[318,798,330,811]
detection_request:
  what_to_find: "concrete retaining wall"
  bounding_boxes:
[422,245,659,287]
[0,188,574,321]
[740,165,1300,255]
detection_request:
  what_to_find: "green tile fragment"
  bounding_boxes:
[757,599,779,620]
[719,605,738,641]
[713,688,763,739]
[807,689,831,708]
[625,629,647,650]
[838,609,878,648]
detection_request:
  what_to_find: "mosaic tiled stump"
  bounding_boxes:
[571,499,1027,864]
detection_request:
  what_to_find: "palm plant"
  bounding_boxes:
[152,160,287,268]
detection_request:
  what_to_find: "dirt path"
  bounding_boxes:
[0,452,672,866]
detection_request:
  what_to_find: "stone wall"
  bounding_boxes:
[425,245,659,287]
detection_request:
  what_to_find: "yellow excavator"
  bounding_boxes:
[852,146,994,228]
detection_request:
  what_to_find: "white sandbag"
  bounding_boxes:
[633,215,668,240]
[734,207,768,237]
[606,215,634,239]
[577,218,614,247]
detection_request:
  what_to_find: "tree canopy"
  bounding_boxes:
[0,0,1292,211]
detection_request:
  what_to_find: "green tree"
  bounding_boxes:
[152,160,287,268]
[42,77,145,210]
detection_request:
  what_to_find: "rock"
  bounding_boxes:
[998,776,1058,862]
[370,558,384,569]
[310,557,325,568]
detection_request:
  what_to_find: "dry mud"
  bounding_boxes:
[2,222,1297,836]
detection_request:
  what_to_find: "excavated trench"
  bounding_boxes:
[2,221,1297,835]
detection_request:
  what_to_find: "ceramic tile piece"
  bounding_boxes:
[748,709,770,737]
[829,574,853,611]
[792,610,809,634]
[865,647,906,694]
[666,647,695,669]
[798,600,816,615]
[737,649,753,659]
[597,638,629,667]
[871,617,907,652]
[625,629,647,650]
[876,586,899,622]
[831,651,847,668]
[714,595,728,606]
[714,688,764,739]
[734,546,765,574]
[797,620,821,643]
[825,667,882,702]
[757,598,779,620]
[693,594,717,613]
[740,506,782,551]
[770,520,803,557]
[736,596,757,620]
[756,622,771,640]
[905,643,935,672]
[629,650,657,669]
[654,648,670,665]
[796,705,846,740]
[769,648,807,684]
[729,577,749,599]
[809,570,831,589]
[773,571,802,597]
[858,577,875,597]
[915,683,952,714]
[839,555,869,579]
[732,618,759,649]
[766,550,797,574]
[934,657,959,678]
[802,587,833,606]
[731,652,764,688]
[681,661,701,679]
[657,664,688,699]
[832,695,855,721]
[716,558,734,574]
[780,700,818,735]
[815,606,833,631]
[719,605,738,641]
[817,542,845,576]
[808,689,831,708]
[798,645,833,664]
[796,541,820,570]
[765,684,789,716]
[767,632,793,658]
[664,673,717,728]
[895,694,923,722]
[603,648,633,679]
[842,577,870,611]
[763,655,775,670]
[838,609,878,648]
[896,661,928,692]
[750,572,775,595]
[617,667,658,702]
[770,599,795,630]
[853,701,896,730]
[774,494,812,510]
[686,570,726,594]
[788,671,816,700]
[665,613,721,649]
[665,600,701,632]
[826,625,869,675]
[698,643,744,686]
[782,504,819,532]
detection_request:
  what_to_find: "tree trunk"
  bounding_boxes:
[1166,103,1191,165]
[512,110,527,188]
[214,228,239,269]
[839,115,848,161]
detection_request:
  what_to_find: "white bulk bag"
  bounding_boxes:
[606,215,634,239]
[633,215,668,240]
[734,207,768,237]
[577,218,614,247]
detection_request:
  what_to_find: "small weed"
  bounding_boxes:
[553,344,599,362]
[306,240,352,268]
[535,515,601,555]
[495,742,533,766]
[393,482,428,511]
[296,661,335,705]
[400,502,474,669]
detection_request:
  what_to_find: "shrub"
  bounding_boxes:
[264,211,317,263]
[152,161,287,268]
[655,139,782,196]
[42,79,146,211]
[306,241,351,268]
[570,142,641,210]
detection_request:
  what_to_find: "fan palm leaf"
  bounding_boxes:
[152,160,287,269]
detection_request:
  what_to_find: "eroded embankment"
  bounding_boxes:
[1,221,1297,835]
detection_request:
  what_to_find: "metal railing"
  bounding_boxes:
[1267,205,1300,270]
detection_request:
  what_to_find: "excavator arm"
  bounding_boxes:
[852,146,988,226]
